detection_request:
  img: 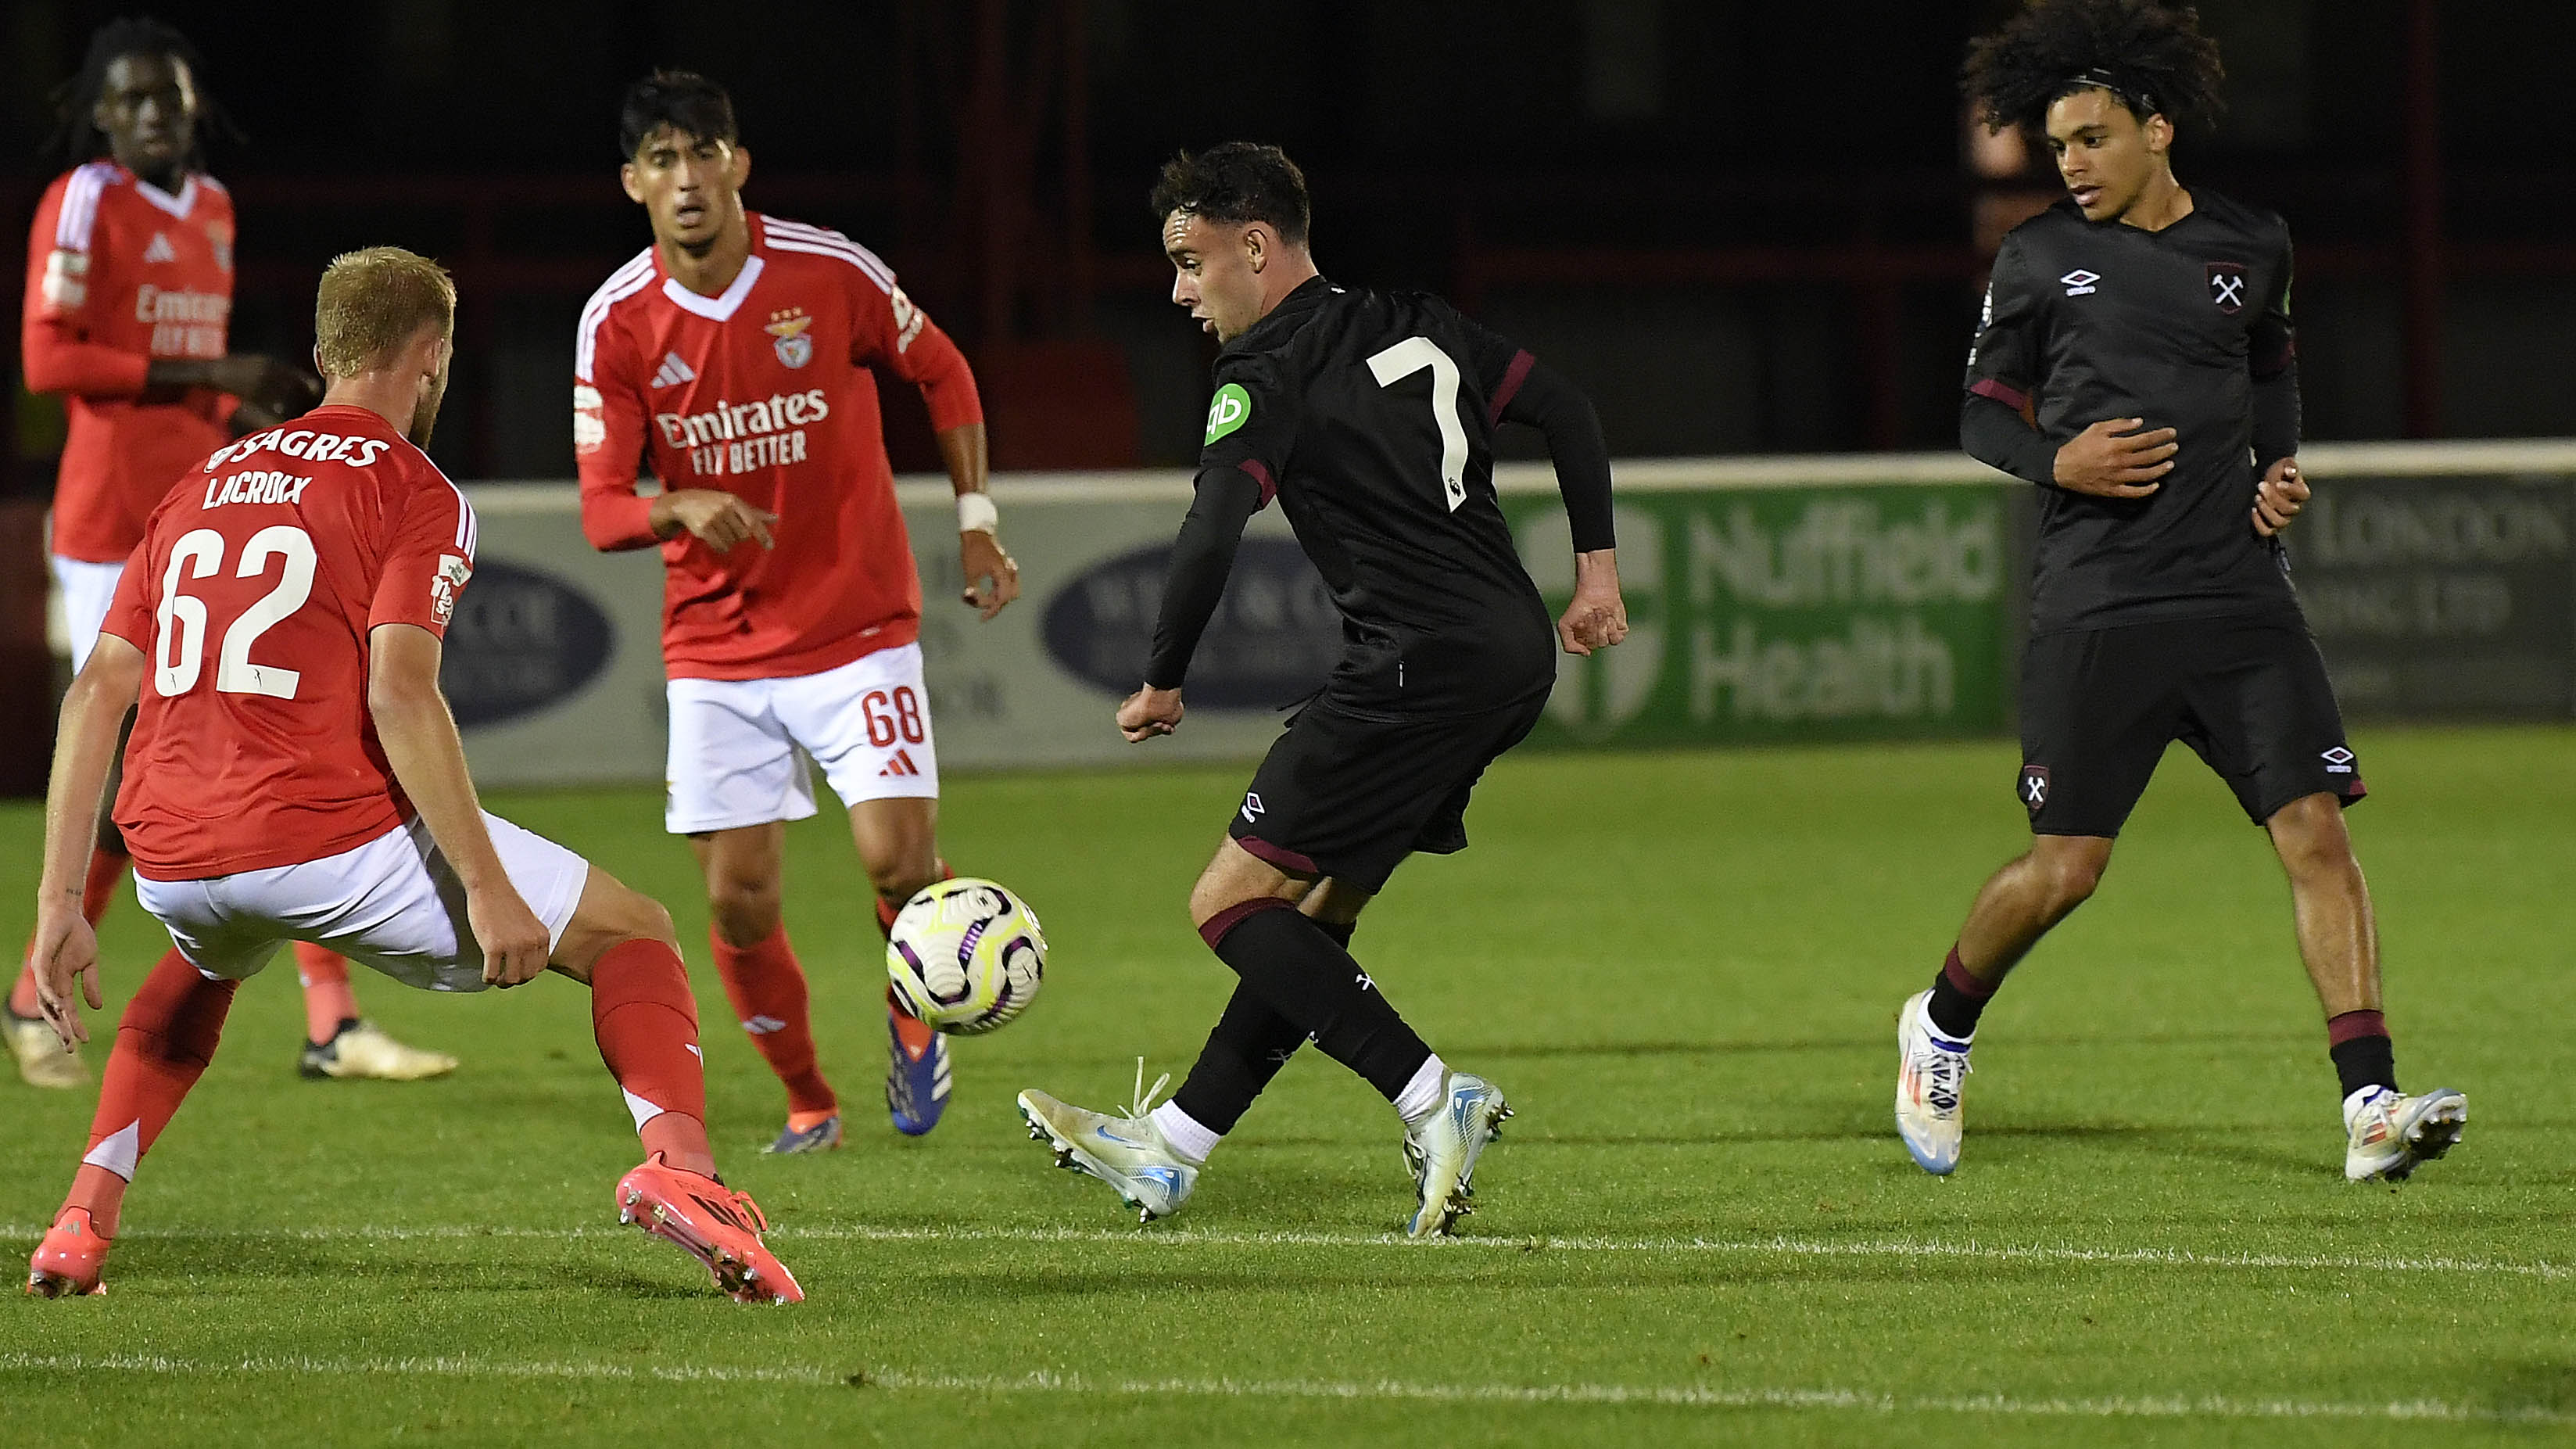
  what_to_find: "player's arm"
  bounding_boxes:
[1959,237,2173,499]
[1123,462,1269,741]
[2250,229,2307,538]
[26,629,145,1049]
[574,326,773,554]
[367,500,550,986]
[1486,349,1626,655]
[871,274,1019,619]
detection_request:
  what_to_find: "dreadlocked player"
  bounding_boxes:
[1893,0,2465,1183]
[12,18,455,1089]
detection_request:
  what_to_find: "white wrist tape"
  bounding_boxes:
[957,492,999,535]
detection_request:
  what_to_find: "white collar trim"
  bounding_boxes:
[132,174,197,219]
[661,253,765,321]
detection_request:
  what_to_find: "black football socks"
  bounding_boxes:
[1201,900,1430,1103]
[2327,1010,2398,1103]
[1924,946,1997,1041]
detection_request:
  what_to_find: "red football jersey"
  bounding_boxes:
[574,213,982,681]
[100,404,478,881]
[22,162,240,562]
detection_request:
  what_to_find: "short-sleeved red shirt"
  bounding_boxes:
[102,404,478,881]
[21,162,240,561]
[573,213,982,680]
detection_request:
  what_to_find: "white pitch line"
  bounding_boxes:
[0,1352,2564,1427]
[5,1221,2565,1281]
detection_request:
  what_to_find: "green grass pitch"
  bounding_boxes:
[2,726,2570,1446]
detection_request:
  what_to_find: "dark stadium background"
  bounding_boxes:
[3,0,2567,486]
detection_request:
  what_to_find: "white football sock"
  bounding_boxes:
[1393,1054,1449,1125]
[2343,1084,2395,1128]
[1148,1101,1219,1164]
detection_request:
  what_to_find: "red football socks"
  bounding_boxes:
[12,846,133,1017]
[708,924,836,1117]
[293,941,361,1044]
[590,938,715,1177]
[68,948,238,1237]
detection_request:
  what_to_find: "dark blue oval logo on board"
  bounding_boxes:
[1042,540,1337,709]
[439,561,615,727]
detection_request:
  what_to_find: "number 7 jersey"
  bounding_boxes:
[99,403,477,881]
[1199,276,1554,719]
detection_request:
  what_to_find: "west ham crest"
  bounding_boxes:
[2206,261,2248,314]
[765,307,815,368]
[2019,764,2051,814]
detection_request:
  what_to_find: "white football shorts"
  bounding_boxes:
[664,643,940,835]
[134,812,591,993]
[49,555,126,672]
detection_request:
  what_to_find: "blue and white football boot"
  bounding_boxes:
[1894,988,1972,1175]
[1402,1071,1511,1238]
[886,999,952,1137]
[1018,1063,1198,1224]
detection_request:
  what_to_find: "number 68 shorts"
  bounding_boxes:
[664,643,940,835]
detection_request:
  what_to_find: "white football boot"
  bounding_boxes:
[1894,988,1972,1175]
[6,1003,88,1090]
[1401,1071,1511,1238]
[1019,1063,1198,1224]
[2344,1085,2467,1183]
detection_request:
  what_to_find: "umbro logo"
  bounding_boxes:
[879,748,923,778]
[1240,792,1265,824]
[142,231,177,264]
[2060,269,2100,296]
[649,351,697,389]
[2321,745,2356,774]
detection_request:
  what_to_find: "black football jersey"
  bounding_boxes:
[1198,276,1554,719]
[1966,190,2301,633]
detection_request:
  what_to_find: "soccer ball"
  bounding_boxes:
[885,877,1046,1035]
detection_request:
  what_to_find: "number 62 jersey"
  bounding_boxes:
[99,403,476,882]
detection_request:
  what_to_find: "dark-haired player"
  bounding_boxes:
[1017,144,1625,1236]
[576,72,1017,1151]
[11,18,452,1089]
[1897,0,2463,1182]
[26,248,797,1303]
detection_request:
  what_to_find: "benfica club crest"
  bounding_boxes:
[2206,261,2248,314]
[765,307,815,368]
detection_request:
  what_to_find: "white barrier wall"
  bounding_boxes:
[444,441,2576,787]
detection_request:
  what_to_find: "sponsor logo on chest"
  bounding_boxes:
[654,389,833,479]
[135,283,228,359]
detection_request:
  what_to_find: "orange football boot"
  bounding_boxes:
[614,1153,803,1304]
[25,1207,110,1298]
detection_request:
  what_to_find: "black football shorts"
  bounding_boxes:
[2016,612,2365,837]
[1226,694,1547,894]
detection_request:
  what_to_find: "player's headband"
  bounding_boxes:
[2061,67,2158,117]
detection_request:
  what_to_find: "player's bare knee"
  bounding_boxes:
[706,877,780,946]
[2268,794,2356,881]
[2029,839,2110,914]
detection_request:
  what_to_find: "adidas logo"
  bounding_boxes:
[650,352,697,389]
[142,231,177,264]
[879,749,923,778]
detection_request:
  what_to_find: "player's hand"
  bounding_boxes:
[27,909,103,1052]
[207,355,321,428]
[468,885,553,988]
[2053,418,2176,498]
[654,490,777,552]
[1118,686,1184,743]
[2252,457,2309,537]
[1558,549,1628,656]
[960,530,1020,620]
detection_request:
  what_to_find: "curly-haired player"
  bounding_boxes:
[1892,0,2464,1185]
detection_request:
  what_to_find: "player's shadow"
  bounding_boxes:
[2485,1361,2576,1417]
